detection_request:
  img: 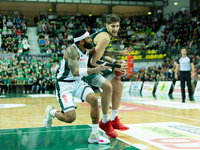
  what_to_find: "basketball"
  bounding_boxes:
[114,70,127,76]
[114,61,127,76]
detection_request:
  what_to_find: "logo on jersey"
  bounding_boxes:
[80,58,87,61]
[62,95,68,103]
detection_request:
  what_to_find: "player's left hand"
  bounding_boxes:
[119,47,133,56]
[115,61,128,73]
[192,72,195,78]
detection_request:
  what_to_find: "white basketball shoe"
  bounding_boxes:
[43,105,55,129]
[88,131,110,144]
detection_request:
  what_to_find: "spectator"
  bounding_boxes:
[23,42,30,53]
[39,37,45,47]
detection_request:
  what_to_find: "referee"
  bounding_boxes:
[175,48,195,103]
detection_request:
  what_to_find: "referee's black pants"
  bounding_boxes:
[180,71,192,100]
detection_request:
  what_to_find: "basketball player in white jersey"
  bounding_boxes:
[43,29,110,144]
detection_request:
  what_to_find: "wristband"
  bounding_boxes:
[79,68,88,76]
[112,59,117,64]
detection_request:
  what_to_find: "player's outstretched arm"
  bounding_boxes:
[104,47,133,56]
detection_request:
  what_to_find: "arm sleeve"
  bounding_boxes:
[189,57,193,63]
[177,57,180,64]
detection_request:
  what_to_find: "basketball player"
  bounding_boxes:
[43,29,110,144]
[83,14,132,138]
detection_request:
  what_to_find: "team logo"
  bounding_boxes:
[62,95,68,103]
[80,58,86,61]
[161,83,165,92]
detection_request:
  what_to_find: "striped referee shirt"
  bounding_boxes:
[177,56,192,71]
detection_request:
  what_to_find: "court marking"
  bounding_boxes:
[119,122,200,150]
[0,121,44,125]
[0,104,26,109]
[0,124,139,150]
[132,100,200,109]
[88,124,140,149]
[0,127,92,135]
[147,110,200,122]
[0,124,89,130]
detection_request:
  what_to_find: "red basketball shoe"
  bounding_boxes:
[111,116,129,131]
[99,119,118,138]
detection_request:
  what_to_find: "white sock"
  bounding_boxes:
[50,109,57,117]
[102,114,109,123]
[111,109,118,121]
[92,124,99,134]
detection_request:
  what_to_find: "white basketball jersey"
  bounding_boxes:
[57,44,89,81]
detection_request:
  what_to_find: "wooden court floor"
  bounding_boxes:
[1,93,200,150]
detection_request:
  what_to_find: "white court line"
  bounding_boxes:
[87,124,138,148]
[0,121,44,125]
[0,128,91,135]
[0,124,90,130]
[1,116,43,119]
[117,137,149,149]
[147,110,200,122]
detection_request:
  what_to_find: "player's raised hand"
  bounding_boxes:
[119,47,133,56]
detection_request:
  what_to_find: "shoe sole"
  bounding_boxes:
[99,127,118,138]
[114,128,129,131]
[102,131,118,138]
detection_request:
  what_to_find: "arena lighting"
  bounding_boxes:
[49,9,52,12]
[89,12,92,17]
[148,12,152,15]
[174,2,178,5]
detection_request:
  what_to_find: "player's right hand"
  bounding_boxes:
[175,74,178,80]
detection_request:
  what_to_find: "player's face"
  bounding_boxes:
[181,49,187,55]
[106,22,120,37]
[83,36,93,49]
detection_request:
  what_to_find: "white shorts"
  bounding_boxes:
[91,74,116,88]
[56,80,94,113]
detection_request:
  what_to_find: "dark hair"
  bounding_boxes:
[73,29,87,44]
[106,14,120,24]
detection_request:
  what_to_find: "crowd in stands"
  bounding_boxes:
[152,8,200,58]
[35,12,163,54]
[0,14,30,54]
[35,8,200,61]
[0,55,59,94]
[0,8,199,94]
